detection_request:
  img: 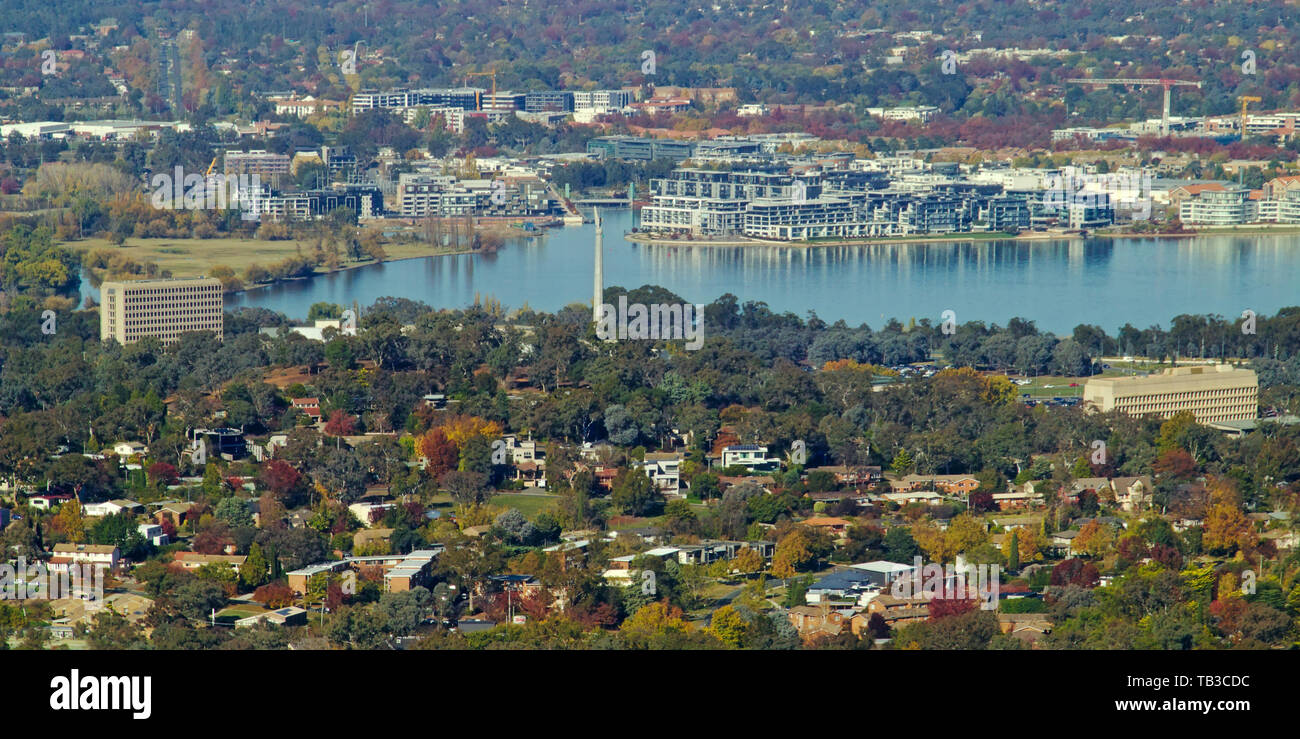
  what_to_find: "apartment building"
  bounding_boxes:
[99,277,223,345]
[1178,187,1250,225]
[1082,365,1258,424]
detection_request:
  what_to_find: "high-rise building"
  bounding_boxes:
[99,277,224,345]
[1082,365,1258,424]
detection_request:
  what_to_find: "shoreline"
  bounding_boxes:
[624,226,1300,248]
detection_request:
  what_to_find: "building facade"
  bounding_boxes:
[1082,365,1258,424]
[99,277,224,345]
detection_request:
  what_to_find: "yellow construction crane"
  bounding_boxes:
[1239,95,1262,138]
[205,156,217,176]
[465,70,498,111]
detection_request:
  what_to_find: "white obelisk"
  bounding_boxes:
[592,207,603,323]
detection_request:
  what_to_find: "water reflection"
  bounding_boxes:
[80,209,1300,334]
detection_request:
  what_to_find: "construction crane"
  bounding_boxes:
[1065,77,1202,135]
[205,156,217,176]
[1239,95,1262,139]
[465,70,497,111]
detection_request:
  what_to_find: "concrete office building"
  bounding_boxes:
[1082,365,1258,424]
[99,277,223,345]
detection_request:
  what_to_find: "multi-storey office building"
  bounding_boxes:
[572,89,634,111]
[586,136,695,161]
[351,88,483,112]
[223,150,291,177]
[1083,365,1258,424]
[524,91,575,113]
[99,277,223,345]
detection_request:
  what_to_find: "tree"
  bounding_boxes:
[214,496,253,528]
[1006,530,1020,571]
[53,499,85,543]
[440,469,490,506]
[416,427,459,478]
[708,604,750,648]
[241,542,270,588]
[732,547,765,577]
[611,468,658,517]
[772,527,818,578]
[1203,503,1255,555]
[1073,521,1116,558]
[890,448,914,474]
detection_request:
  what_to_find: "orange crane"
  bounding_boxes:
[1065,77,1202,135]
[1239,95,1262,139]
[465,70,497,111]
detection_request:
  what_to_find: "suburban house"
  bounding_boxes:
[897,473,980,496]
[998,614,1053,646]
[638,452,684,496]
[802,516,852,542]
[1110,476,1154,512]
[788,604,853,641]
[49,543,120,573]
[237,606,309,628]
[28,493,75,510]
[173,551,248,574]
[154,501,195,527]
[719,444,782,472]
[809,465,883,486]
[138,523,168,547]
[291,397,322,422]
[859,593,930,628]
[111,441,149,457]
[1050,530,1080,555]
[878,491,945,506]
[501,434,544,464]
[83,499,143,517]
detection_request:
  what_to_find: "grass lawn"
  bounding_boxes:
[488,492,560,518]
[63,234,470,280]
[214,604,266,625]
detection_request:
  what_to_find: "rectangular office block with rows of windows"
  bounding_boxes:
[1082,365,1258,424]
[99,277,224,345]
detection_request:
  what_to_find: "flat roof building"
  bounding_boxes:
[99,277,223,345]
[1083,365,1258,424]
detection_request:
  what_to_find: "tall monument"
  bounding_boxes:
[592,206,603,322]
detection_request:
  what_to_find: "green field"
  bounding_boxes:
[488,492,560,518]
[63,235,469,280]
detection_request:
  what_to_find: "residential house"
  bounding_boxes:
[138,523,168,547]
[898,473,979,496]
[1050,530,1080,555]
[809,465,883,486]
[237,606,309,628]
[719,444,781,472]
[788,604,853,641]
[291,397,322,422]
[861,593,930,627]
[154,501,195,528]
[878,491,945,506]
[1110,476,1154,512]
[638,452,684,496]
[998,614,1053,646]
[49,543,120,573]
[111,441,148,457]
[173,551,248,574]
[802,516,852,542]
[83,499,143,517]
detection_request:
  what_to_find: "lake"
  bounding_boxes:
[128,209,1300,335]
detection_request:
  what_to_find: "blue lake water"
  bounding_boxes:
[92,209,1300,335]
